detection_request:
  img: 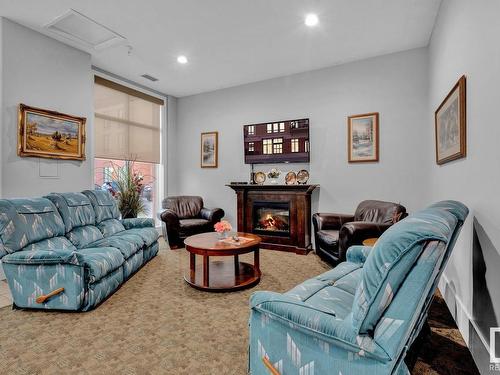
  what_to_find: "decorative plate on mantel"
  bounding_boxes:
[296,170,309,184]
[285,171,297,185]
[254,171,266,185]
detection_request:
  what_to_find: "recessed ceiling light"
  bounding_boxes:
[305,13,319,27]
[177,55,188,64]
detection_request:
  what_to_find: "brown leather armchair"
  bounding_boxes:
[312,200,407,265]
[160,196,224,248]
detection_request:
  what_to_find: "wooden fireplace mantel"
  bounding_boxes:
[227,184,319,254]
[226,184,318,193]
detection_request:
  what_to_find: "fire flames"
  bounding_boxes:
[258,213,288,231]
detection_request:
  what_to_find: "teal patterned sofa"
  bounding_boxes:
[249,201,468,375]
[0,190,159,311]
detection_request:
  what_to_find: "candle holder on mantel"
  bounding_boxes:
[250,163,256,184]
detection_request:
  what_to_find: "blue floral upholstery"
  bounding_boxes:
[352,208,456,334]
[46,193,104,249]
[249,201,468,375]
[22,237,76,252]
[118,227,159,247]
[3,261,85,310]
[143,242,159,262]
[0,198,65,253]
[76,247,124,283]
[67,226,104,249]
[83,267,123,311]
[97,218,125,237]
[0,191,159,311]
[82,190,120,223]
[83,189,159,247]
[123,250,144,279]
[122,218,155,229]
[0,244,6,259]
[88,234,143,259]
[346,245,372,265]
[45,193,95,232]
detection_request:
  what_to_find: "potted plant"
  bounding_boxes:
[105,161,149,219]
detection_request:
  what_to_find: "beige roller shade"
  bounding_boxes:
[94,76,163,164]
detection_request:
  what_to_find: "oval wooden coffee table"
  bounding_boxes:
[184,232,262,292]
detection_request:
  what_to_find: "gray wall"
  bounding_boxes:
[429,1,500,372]
[166,96,178,196]
[0,18,93,198]
[175,48,430,224]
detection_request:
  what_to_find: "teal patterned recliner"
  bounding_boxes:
[0,190,159,311]
[249,201,468,375]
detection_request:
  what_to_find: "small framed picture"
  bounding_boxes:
[201,131,218,168]
[348,112,379,162]
[435,76,466,165]
[18,104,86,160]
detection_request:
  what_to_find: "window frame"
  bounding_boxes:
[263,139,273,154]
[92,70,167,227]
[272,138,283,154]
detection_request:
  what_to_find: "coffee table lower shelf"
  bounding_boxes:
[184,259,261,292]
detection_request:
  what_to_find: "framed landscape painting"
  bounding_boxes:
[348,112,379,162]
[18,104,86,160]
[201,131,218,168]
[435,75,466,165]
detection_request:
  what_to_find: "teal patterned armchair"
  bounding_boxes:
[249,201,468,375]
[0,191,159,311]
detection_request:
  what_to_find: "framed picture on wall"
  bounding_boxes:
[347,112,379,162]
[435,75,466,165]
[18,104,86,160]
[201,131,218,168]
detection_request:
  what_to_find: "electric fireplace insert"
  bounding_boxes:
[252,201,290,237]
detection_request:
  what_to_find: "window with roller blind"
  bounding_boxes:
[93,76,165,221]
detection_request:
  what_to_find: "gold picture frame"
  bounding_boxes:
[200,131,218,168]
[435,75,466,165]
[18,104,86,160]
[348,112,379,162]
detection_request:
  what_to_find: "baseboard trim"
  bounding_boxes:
[439,273,491,354]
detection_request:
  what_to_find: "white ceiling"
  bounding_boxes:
[0,0,441,97]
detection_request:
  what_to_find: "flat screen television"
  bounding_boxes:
[243,118,310,164]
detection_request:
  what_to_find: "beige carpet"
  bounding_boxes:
[0,241,477,375]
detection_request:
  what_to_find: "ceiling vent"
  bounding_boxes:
[141,74,159,82]
[45,9,126,50]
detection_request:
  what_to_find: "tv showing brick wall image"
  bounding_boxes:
[243,118,310,164]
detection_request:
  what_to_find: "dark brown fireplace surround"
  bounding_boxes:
[227,184,319,254]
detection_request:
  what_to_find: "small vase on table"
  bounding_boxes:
[214,220,232,241]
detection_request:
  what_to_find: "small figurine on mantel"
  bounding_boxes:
[267,168,281,185]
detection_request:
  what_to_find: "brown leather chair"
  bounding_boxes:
[312,200,407,265]
[160,196,224,248]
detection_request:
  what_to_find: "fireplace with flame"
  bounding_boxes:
[253,202,290,237]
[228,183,318,253]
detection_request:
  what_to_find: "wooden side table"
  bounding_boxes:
[362,237,379,246]
[184,232,262,292]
